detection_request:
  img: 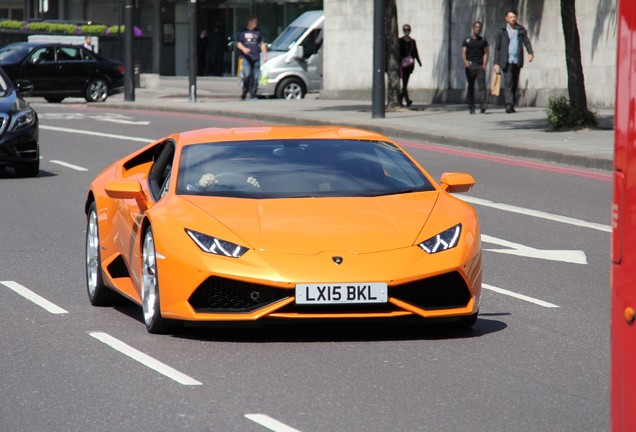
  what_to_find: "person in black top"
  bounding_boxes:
[493,9,534,113]
[236,16,268,100]
[399,24,422,107]
[461,21,489,114]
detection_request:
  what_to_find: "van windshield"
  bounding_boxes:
[269,26,308,51]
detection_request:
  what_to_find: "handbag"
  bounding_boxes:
[490,72,501,96]
[401,56,415,69]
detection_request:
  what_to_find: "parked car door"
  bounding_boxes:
[56,46,97,93]
[19,46,59,93]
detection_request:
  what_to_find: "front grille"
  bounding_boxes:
[188,276,291,313]
[391,272,471,310]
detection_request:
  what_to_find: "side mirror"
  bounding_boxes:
[14,79,33,96]
[105,179,150,210]
[439,172,475,193]
[285,45,304,63]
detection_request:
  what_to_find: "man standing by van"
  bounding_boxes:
[236,16,268,100]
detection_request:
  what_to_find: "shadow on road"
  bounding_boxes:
[112,295,508,344]
[173,317,507,343]
[0,167,56,179]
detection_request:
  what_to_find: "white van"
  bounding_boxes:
[259,10,324,99]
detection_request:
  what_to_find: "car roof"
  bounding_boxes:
[6,42,85,49]
[173,126,391,147]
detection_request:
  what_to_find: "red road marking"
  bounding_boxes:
[398,139,612,182]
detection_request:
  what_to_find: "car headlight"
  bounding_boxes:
[186,229,247,258]
[9,109,35,132]
[418,224,462,254]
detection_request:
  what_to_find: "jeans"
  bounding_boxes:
[240,58,260,98]
[465,64,486,109]
[503,63,521,107]
[400,66,414,104]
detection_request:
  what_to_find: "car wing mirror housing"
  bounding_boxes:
[285,45,304,63]
[105,179,150,209]
[15,79,33,96]
[439,172,475,193]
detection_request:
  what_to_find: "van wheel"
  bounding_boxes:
[276,77,305,100]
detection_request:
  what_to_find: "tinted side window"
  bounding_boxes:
[300,29,323,58]
[148,141,175,201]
[80,48,95,61]
[57,47,81,61]
[29,47,55,64]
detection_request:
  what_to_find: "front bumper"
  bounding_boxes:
[0,120,39,169]
[153,219,482,322]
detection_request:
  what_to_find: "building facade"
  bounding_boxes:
[10,0,321,76]
[322,0,617,107]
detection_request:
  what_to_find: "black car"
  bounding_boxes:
[0,42,124,103]
[0,67,39,177]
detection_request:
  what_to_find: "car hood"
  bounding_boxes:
[180,193,439,254]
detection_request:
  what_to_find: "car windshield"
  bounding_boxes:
[176,139,435,198]
[269,26,308,51]
[0,44,30,63]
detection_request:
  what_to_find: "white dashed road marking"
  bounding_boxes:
[0,281,68,314]
[245,414,303,432]
[460,195,611,233]
[483,283,560,308]
[50,160,89,171]
[89,332,203,386]
[40,125,153,143]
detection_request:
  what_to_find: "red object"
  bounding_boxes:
[612,1,636,429]
[116,65,125,76]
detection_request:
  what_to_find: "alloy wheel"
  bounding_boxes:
[86,210,100,298]
[142,230,158,326]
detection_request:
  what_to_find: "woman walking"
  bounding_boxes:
[399,24,422,107]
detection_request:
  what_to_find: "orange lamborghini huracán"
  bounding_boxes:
[85,126,482,333]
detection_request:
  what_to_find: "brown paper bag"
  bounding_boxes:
[490,72,501,96]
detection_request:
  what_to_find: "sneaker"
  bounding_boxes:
[469,108,476,114]
[480,106,487,114]
[505,104,513,113]
[406,99,413,107]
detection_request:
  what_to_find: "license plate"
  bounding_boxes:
[295,283,388,304]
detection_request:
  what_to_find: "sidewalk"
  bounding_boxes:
[104,76,614,170]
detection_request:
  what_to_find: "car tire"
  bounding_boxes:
[86,202,119,306]
[14,159,39,178]
[45,97,65,103]
[141,226,178,334]
[276,77,305,100]
[85,78,109,103]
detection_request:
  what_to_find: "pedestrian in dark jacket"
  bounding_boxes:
[493,8,534,113]
[399,24,422,107]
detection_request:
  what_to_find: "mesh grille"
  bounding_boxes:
[391,272,471,310]
[188,276,291,313]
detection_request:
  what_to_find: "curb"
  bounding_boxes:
[103,101,613,171]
